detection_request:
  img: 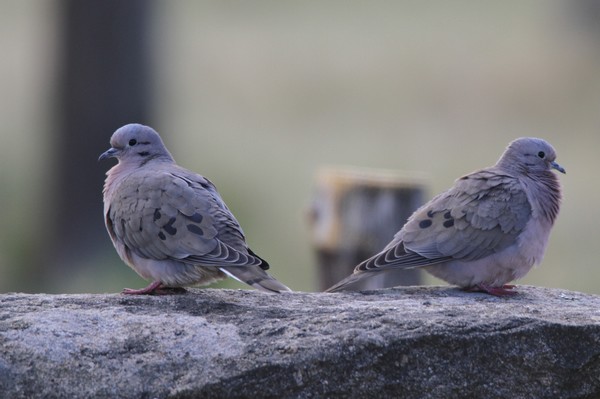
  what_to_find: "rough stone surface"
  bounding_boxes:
[1,286,600,399]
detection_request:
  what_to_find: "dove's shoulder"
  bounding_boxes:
[105,162,253,264]
[397,166,532,261]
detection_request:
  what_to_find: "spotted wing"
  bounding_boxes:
[356,169,532,272]
[106,167,267,269]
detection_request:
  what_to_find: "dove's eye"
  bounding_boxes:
[128,139,137,146]
[537,151,545,158]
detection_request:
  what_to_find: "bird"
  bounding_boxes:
[326,137,565,296]
[99,123,291,295]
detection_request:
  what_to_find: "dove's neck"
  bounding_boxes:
[139,152,174,167]
[520,171,561,225]
[103,158,172,197]
[496,155,526,175]
[103,164,128,200]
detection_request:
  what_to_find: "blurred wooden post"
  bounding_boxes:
[309,167,426,291]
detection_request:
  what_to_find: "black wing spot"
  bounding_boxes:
[158,231,166,240]
[185,212,203,223]
[419,219,432,229]
[163,217,177,236]
[186,224,204,236]
[153,208,162,221]
[443,211,452,219]
[426,210,435,218]
[443,219,454,228]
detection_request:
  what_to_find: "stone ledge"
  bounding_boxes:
[1,286,600,398]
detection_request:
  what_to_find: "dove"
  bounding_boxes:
[326,137,565,296]
[99,123,291,295]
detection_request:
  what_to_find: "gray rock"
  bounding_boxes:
[1,286,600,399]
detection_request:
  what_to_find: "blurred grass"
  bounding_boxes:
[1,0,600,294]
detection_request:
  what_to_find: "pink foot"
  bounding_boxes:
[466,284,518,297]
[122,281,187,295]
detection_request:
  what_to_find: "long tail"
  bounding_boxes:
[220,266,292,293]
[325,267,415,293]
[325,272,370,293]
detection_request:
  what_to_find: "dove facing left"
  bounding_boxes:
[99,123,291,295]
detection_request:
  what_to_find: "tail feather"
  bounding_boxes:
[326,268,416,292]
[325,273,370,293]
[220,266,292,293]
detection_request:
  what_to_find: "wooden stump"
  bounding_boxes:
[309,167,427,291]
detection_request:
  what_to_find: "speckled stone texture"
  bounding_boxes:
[1,286,600,399]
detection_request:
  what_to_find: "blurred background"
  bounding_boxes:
[1,0,599,294]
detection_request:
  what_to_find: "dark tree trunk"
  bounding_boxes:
[44,0,153,290]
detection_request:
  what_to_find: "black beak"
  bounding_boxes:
[551,161,566,174]
[98,147,119,162]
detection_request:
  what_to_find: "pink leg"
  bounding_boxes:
[466,284,518,297]
[122,281,187,295]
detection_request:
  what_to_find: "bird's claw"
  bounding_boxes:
[466,284,518,297]
[121,281,187,295]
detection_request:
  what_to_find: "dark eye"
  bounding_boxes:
[537,151,545,158]
[128,139,137,146]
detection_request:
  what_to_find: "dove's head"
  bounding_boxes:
[497,137,566,176]
[99,124,174,165]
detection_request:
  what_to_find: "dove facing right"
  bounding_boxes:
[326,137,565,296]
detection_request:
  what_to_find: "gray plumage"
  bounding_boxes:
[100,123,291,294]
[326,137,565,296]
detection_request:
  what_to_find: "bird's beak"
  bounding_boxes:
[98,147,119,162]
[551,161,566,174]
